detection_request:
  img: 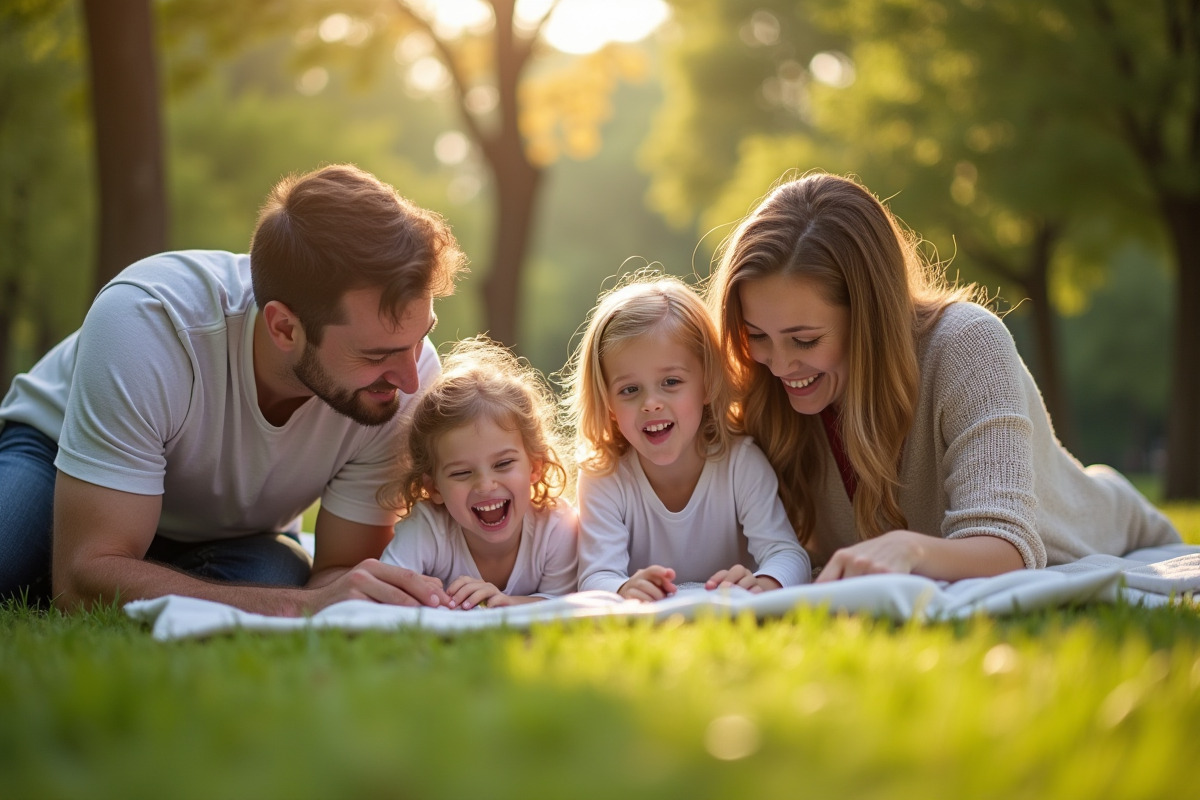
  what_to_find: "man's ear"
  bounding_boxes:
[261,300,306,354]
[422,474,444,505]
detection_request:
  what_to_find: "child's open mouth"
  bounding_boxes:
[471,499,510,529]
[642,421,674,445]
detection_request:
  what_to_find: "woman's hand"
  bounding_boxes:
[619,565,677,602]
[705,564,782,593]
[815,530,1025,583]
[446,575,504,609]
[815,530,928,583]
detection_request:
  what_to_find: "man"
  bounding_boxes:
[0,164,464,614]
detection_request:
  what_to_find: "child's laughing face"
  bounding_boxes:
[427,417,540,551]
[603,334,708,473]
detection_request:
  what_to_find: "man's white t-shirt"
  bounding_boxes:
[380,500,579,598]
[0,250,437,542]
[576,437,812,593]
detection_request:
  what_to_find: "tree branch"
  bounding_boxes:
[1090,0,1167,171]
[392,0,488,146]
[958,234,1027,290]
[514,0,562,71]
[1166,0,1185,56]
[1186,0,1200,159]
[1027,220,1062,284]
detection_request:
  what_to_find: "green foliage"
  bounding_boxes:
[0,0,95,378]
[648,0,1162,300]
[1057,245,1173,466]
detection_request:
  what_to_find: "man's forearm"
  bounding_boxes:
[306,564,351,590]
[56,553,311,616]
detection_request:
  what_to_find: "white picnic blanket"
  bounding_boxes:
[124,544,1200,641]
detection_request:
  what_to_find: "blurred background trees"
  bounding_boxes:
[158,0,659,346]
[1,0,1195,495]
[644,0,1198,497]
[83,0,168,291]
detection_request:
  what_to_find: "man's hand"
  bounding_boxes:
[302,560,451,612]
[445,575,504,610]
[618,565,677,602]
[705,564,782,593]
[303,508,451,612]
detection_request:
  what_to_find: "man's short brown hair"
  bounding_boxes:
[250,164,466,343]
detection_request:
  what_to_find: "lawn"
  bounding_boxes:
[2,505,1198,800]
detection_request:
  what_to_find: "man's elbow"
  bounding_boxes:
[51,548,120,612]
[51,553,90,612]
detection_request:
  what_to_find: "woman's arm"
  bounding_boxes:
[930,309,1045,569]
[815,530,1024,583]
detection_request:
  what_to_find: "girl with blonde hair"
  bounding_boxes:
[710,173,1179,581]
[379,337,577,609]
[566,274,810,601]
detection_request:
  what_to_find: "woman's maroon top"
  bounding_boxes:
[819,406,858,502]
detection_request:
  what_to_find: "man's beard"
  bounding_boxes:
[293,343,400,427]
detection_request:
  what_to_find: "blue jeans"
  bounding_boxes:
[0,422,312,606]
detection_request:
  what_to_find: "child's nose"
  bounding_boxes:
[642,392,664,411]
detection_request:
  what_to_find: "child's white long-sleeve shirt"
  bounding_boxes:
[380,499,579,598]
[576,437,811,593]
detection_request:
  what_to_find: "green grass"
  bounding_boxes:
[3,508,1199,799]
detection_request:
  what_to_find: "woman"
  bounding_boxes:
[708,173,1179,582]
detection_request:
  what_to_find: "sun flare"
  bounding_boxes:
[415,0,670,53]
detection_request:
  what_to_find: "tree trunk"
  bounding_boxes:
[82,0,168,293]
[1023,224,1077,453]
[1162,193,1200,500]
[477,0,542,348]
[481,154,541,347]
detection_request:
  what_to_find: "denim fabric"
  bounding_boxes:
[0,423,58,603]
[144,532,312,587]
[0,422,312,605]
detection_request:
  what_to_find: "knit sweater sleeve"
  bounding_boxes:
[931,308,1046,569]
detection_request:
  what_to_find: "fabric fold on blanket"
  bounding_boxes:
[125,544,1200,641]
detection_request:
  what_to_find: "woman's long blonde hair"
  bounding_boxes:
[378,337,567,516]
[708,173,977,544]
[563,274,735,475]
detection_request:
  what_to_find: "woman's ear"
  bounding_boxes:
[422,474,444,505]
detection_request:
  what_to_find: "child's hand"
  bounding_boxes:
[446,576,503,610]
[618,565,677,602]
[419,574,445,591]
[705,565,782,593]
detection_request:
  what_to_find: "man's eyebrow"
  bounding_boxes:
[359,316,438,356]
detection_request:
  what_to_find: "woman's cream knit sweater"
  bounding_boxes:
[805,302,1180,569]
